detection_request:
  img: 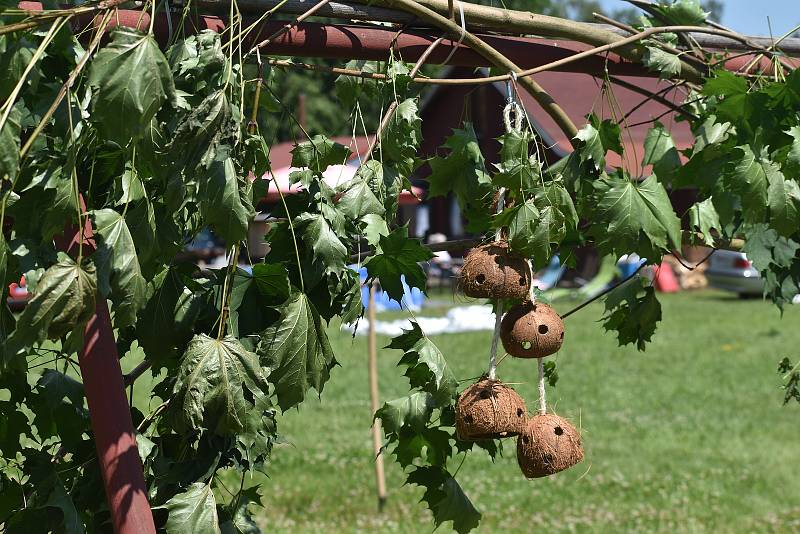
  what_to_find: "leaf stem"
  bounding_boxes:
[271,175,305,293]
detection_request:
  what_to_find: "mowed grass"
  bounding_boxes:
[242,290,800,533]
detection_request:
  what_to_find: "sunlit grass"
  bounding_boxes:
[249,290,800,532]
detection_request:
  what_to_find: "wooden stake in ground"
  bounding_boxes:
[368,283,388,510]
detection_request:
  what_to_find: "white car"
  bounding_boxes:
[705,250,763,297]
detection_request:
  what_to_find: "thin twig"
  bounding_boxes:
[248,0,331,54]
[362,36,444,164]
[123,360,153,387]
[561,262,646,320]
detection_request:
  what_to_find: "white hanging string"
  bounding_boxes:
[487,187,506,381]
[527,258,547,413]
[537,357,547,414]
[502,73,523,134]
[441,0,466,65]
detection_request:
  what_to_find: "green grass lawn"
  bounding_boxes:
[232,290,800,533]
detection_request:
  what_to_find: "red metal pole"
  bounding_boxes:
[53,201,156,534]
[80,300,156,534]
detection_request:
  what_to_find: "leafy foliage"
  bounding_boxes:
[602,277,662,351]
[364,226,433,303]
[375,321,494,531]
[0,0,795,532]
[257,290,337,411]
[778,358,800,405]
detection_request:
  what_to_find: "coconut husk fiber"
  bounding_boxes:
[516,413,583,478]
[456,378,527,440]
[458,241,530,299]
[501,301,564,358]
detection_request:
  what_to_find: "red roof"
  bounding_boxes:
[518,72,693,171]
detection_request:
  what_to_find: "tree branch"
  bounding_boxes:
[370,0,580,141]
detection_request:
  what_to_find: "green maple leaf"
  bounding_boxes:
[375,391,434,434]
[250,263,291,305]
[0,105,20,184]
[135,264,201,365]
[88,28,175,145]
[642,121,681,182]
[387,321,458,402]
[691,115,734,155]
[643,46,681,79]
[6,256,96,354]
[767,166,800,236]
[92,208,147,328]
[592,175,681,260]
[786,126,800,171]
[602,277,662,351]
[590,114,623,156]
[257,290,337,411]
[382,98,422,165]
[573,121,605,169]
[650,0,708,25]
[199,158,252,245]
[219,486,262,534]
[336,177,385,220]
[772,237,800,269]
[166,90,233,170]
[171,334,272,436]
[291,135,351,174]
[428,125,494,232]
[727,145,770,224]
[741,224,777,271]
[688,198,722,246]
[393,427,451,468]
[295,212,348,275]
[364,226,433,303]
[406,466,481,534]
[360,213,389,246]
[164,483,219,534]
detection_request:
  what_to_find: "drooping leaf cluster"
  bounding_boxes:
[375,322,493,533]
[0,21,432,531]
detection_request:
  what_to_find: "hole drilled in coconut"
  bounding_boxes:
[522,341,532,350]
[456,379,527,440]
[517,408,524,417]
[475,274,486,284]
[560,332,564,339]
[519,277,526,285]
[538,324,549,335]
[517,414,583,479]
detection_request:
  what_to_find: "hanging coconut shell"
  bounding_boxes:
[458,241,531,299]
[517,413,583,478]
[500,301,564,358]
[456,378,527,440]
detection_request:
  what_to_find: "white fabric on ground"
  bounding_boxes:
[344,305,496,337]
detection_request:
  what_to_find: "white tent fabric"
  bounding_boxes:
[344,305,496,337]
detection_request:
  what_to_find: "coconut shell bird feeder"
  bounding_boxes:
[456,378,527,440]
[501,301,565,358]
[516,413,584,478]
[459,241,531,300]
